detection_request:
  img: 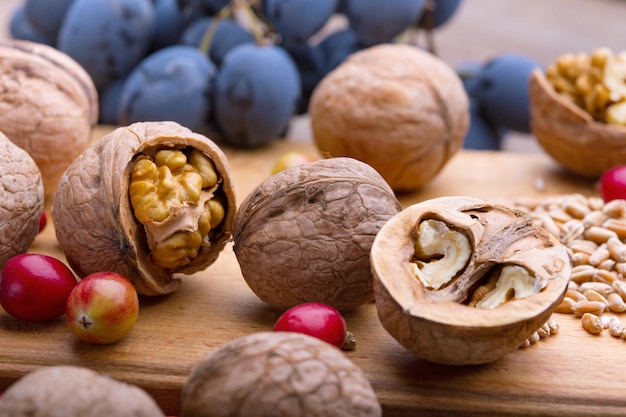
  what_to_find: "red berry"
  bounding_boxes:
[273,302,347,348]
[0,254,77,322]
[38,212,47,233]
[600,165,626,202]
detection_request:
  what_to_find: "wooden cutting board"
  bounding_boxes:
[1,126,620,416]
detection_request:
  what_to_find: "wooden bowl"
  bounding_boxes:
[529,68,626,178]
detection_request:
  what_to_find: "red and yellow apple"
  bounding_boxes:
[66,271,139,344]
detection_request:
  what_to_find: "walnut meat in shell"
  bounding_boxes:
[309,43,469,192]
[0,39,98,197]
[0,131,44,270]
[370,196,571,365]
[0,365,165,417]
[233,157,401,311]
[181,331,382,417]
[530,68,626,178]
[52,121,236,296]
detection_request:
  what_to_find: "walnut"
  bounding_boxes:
[232,157,401,311]
[181,332,382,417]
[0,130,44,270]
[370,196,571,365]
[530,56,626,178]
[309,43,469,192]
[52,121,236,296]
[0,39,98,198]
[0,365,165,416]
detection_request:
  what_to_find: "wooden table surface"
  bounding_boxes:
[3,126,622,416]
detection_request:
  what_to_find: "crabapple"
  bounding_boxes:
[66,271,139,344]
[0,254,77,322]
[273,302,347,348]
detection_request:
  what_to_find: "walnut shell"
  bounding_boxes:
[0,39,98,198]
[233,157,401,311]
[529,68,626,178]
[309,43,469,192]
[181,331,382,417]
[0,131,44,270]
[52,121,236,296]
[0,365,165,417]
[370,196,571,365]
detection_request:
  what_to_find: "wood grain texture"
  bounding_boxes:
[1,127,621,416]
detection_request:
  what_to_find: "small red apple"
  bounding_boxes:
[271,151,314,174]
[66,271,139,344]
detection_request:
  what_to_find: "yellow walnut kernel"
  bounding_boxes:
[129,147,223,269]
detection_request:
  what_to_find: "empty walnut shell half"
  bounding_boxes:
[233,157,401,311]
[52,121,236,296]
[529,68,626,178]
[370,196,571,365]
[0,39,98,197]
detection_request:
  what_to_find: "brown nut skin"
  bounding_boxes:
[309,43,469,192]
[0,39,98,198]
[0,365,166,417]
[0,131,44,270]
[52,121,236,296]
[370,196,571,365]
[233,157,401,311]
[181,331,382,417]
[530,68,626,178]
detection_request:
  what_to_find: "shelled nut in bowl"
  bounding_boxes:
[529,48,626,178]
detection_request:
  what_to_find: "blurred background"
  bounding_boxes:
[0,0,624,153]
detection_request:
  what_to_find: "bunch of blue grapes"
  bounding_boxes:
[10,0,463,148]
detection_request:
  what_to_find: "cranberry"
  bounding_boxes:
[273,302,347,348]
[0,254,77,322]
[599,165,626,202]
[38,212,47,233]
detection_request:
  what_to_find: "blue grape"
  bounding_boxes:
[23,0,74,39]
[318,28,364,74]
[285,44,326,114]
[180,17,255,66]
[200,0,230,14]
[343,0,426,46]
[213,43,301,148]
[117,45,216,131]
[57,0,156,90]
[463,98,506,150]
[98,77,127,125]
[472,53,542,133]
[263,0,338,47]
[150,0,186,50]
[9,5,56,46]
[417,0,463,29]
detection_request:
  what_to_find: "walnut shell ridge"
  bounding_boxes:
[52,121,236,296]
[233,157,401,311]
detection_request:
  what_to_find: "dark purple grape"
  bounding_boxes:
[343,0,426,46]
[285,44,326,114]
[262,0,338,47]
[318,28,364,74]
[150,0,186,50]
[117,45,216,131]
[57,0,156,90]
[180,17,255,66]
[417,0,463,29]
[98,77,127,125]
[463,98,506,150]
[213,43,301,148]
[23,0,74,39]
[9,5,56,46]
[472,53,542,134]
[200,0,230,14]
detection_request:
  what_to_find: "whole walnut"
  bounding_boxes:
[181,332,382,417]
[0,39,98,198]
[233,157,401,311]
[309,43,469,192]
[0,130,44,270]
[53,121,236,296]
[0,365,166,417]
